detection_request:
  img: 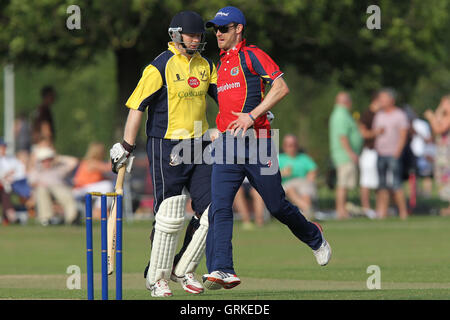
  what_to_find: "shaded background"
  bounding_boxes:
[1,0,449,176]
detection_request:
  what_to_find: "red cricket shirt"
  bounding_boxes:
[216,39,284,135]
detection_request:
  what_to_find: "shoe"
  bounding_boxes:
[364,209,378,220]
[312,222,332,266]
[345,202,365,216]
[172,272,204,294]
[202,271,241,290]
[49,216,64,225]
[314,211,336,221]
[146,278,173,297]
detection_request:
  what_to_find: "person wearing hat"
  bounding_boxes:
[28,147,79,226]
[109,11,218,297]
[202,6,332,290]
[0,138,18,224]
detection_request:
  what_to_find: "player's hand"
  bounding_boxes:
[110,142,134,174]
[209,128,221,142]
[227,111,254,137]
[267,111,274,123]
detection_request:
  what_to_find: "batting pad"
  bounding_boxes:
[174,205,209,277]
[147,195,187,285]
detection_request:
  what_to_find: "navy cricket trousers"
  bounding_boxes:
[205,134,323,274]
[146,136,211,215]
[146,136,212,265]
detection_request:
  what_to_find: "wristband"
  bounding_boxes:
[248,113,255,122]
[121,140,136,153]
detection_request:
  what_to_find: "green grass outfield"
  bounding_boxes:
[1,216,449,300]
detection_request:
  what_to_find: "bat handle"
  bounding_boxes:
[115,166,126,194]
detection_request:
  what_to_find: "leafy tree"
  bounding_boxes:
[2,0,449,117]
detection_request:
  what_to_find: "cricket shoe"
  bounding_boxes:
[202,271,241,290]
[171,272,204,294]
[146,279,173,297]
[312,222,332,266]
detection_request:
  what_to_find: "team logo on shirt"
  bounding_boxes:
[188,77,200,88]
[217,82,241,93]
[199,70,208,81]
[174,74,185,82]
[230,67,239,76]
[177,90,206,98]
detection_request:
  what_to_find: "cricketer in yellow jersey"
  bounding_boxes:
[110,10,218,298]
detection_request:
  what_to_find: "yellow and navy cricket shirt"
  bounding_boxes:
[126,42,218,140]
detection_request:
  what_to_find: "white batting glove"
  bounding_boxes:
[267,111,275,123]
[125,155,135,173]
[110,142,135,174]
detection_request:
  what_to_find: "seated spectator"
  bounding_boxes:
[0,186,15,225]
[233,177,266,230]
[28,146,79,226]
[424,95,450,216]
[279,134,318,220]
[0,138,32,225]
[73,142,114,220]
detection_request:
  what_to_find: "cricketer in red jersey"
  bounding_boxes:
[202,6,332,291]
[214,38,283,136]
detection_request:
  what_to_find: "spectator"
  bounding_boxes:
[31,86,57,147]
[400,106,420,190]
[409,109,435,198]
[424,95,450,216]
[233,178,266,230]
[0,185,15,225]
[372,88,409,219]
[279,134,318,220]
[358,92,383,219]
[28,146,79,226]
[0,137,32,225]
[14,112,32,170]
[73,142,114,220]
[329,92,363,219]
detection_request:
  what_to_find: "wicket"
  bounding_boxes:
[85,192,123,300]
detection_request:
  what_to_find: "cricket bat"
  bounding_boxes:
[107,165,126,275]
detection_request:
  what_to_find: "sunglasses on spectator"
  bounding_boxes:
[213,24,237,33]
